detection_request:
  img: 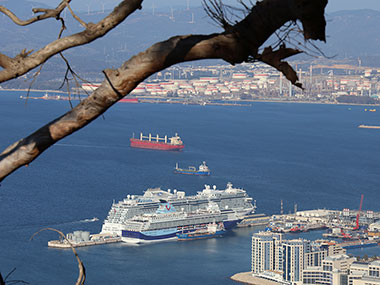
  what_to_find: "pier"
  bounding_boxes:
[237,213,270,227]
[48,232,121,249]
[231,272,286,285]
[358,124,380,129]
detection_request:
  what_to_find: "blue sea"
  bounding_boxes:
[0,90,379,284]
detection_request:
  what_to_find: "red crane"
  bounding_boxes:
[340,228,352,239]
[353,194,364,230]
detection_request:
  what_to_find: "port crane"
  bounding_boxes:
[340,228,352,239]
[353,194,364,231]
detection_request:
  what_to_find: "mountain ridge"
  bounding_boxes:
[1,1,380,86]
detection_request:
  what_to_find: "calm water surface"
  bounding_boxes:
[0,91,379,284]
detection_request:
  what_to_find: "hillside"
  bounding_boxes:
[1,1,380,88]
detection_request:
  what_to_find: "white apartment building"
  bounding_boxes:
[349,261,380,285]
[251,232,346,285]
[303,254,355,285]
[251,232,283,273]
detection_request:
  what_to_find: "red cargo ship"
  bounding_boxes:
[130,133,184,151]
[119,98,139,103]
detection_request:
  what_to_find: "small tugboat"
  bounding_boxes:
[177,223,226,241]
[174,161,211,176]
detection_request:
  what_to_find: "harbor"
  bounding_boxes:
[47,203,380,248]
[2,89,380,284]
[18,93,251,107]
[264,204,380,249]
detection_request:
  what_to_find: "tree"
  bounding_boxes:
[0,0,328,182]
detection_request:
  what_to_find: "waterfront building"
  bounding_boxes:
[327,243,347,256]
[348,261,380,285]
[305,243,329,268]
[251,232,283,273]
[348,262,372,284]
[353,276,380,285]
[251,232,347,285]
[282,239,308,284]
[303,254,355,285]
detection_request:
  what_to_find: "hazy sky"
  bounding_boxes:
[28,0,380,13]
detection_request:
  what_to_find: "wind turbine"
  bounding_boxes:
[170,8,175,22]
[188,12,194,24]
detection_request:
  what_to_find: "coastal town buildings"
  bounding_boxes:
[75,62,380,105]
[251,232,347,284]
[249,232,380,285]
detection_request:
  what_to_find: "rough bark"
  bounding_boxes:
[0,0,328,182]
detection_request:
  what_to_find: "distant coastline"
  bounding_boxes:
[1,88,380,107]
[0,88,66,94]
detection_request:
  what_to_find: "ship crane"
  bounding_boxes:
[353,194,364,231]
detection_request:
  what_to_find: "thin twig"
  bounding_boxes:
[67,4,88,28]
[203,0,232,29]
[0,0,71,26]
[31,228,86,285]
[58,52,94,107]
[1,268,29,284]
[26,64,44,104]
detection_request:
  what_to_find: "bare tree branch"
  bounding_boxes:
[0,268,29,284]
[66,4,88,29]
[0,53,13,69]
[0,0,71,26]
[203,0,233,30]
[31,228,85,285]
[257,45,303,88]
[0,0,328,182]
[0,0,143,83]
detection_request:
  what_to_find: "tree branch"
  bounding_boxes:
[0,53,12,69]
[257,45,303,88]
[67,4,88,29]
[0,0,71,26]
[0,0,328,182]
[0,0,143,83]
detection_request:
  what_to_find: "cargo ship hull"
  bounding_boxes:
[119,98,139,103]
[130,138,184,151]
[174,169,210,176]
[174,161,210,175]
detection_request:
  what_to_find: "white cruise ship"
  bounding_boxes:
[121,202,239,243]
[101,182,255,236]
